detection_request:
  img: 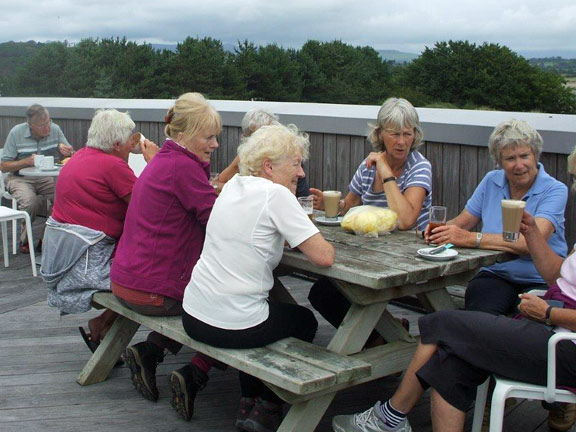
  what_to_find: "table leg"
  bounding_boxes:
[418,287,457,312]
[76,315,140,385]
[277,302,388,431]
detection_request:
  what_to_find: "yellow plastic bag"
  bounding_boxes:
[341,205,398,237]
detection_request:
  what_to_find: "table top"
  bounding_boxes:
[281,225,509,290]
[19,166,62,177]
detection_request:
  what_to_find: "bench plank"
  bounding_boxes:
[85,293,370,396]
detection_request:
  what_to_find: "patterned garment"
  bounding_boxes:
[349,150,433,231]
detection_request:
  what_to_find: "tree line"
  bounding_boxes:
[1,38,575,114]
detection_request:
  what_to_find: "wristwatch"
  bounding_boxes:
[382,176,397,184]
[545,306,554,326]
[475,232,483,248]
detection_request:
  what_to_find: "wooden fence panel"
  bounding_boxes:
[459,145,479,214]
[308,132,324,190]
[323,134,338,192]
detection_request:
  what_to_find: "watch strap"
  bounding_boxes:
[475,232,483,248]
[545,305,554,325]
[382,176,397,184]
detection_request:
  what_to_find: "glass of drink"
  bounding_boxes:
[298,196,314,221]
[429,206,447,231]
[323,191,342,220]
[501,199,526,242]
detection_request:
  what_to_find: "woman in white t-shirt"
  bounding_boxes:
[181,124,334,432]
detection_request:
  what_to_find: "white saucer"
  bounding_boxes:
[40,166,59,171]
[417,247,458,261]
[315,216,343,226]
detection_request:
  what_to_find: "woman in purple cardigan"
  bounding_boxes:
[110,92,221,421]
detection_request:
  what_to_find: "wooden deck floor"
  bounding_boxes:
[0,225,554,432]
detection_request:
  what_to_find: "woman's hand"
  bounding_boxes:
[518,293,549,322]
[426,224,473,247]
[141,139,160,163]
[309,187,324,210]
[519,210,539,237]
[366,152,393,178]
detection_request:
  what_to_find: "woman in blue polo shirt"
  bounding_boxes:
[427,118,567,315]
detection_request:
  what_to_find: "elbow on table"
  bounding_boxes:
[314,245,335,268]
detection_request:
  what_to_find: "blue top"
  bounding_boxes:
[466,163,568,284]
[349,150,433,231]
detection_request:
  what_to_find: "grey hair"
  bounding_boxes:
[86,109,135,152]
[367,97,424,152]
[488,119,543,164]
[238,124,309,176]
[241,109,280,137]
[26,104,49,123]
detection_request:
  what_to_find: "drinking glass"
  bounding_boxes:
[429,206,447,231]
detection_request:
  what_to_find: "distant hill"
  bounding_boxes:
[377,49,419,63]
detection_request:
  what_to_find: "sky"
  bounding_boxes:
[1,0,575,58]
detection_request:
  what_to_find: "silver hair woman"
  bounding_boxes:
[240,108,280,137]
[488,118,544,164]
[427,118,567,317]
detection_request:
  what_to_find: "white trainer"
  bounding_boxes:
[332,401,412,432]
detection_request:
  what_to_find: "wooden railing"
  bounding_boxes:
[1,97,575,245]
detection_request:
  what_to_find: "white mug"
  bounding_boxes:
[34,155,45,168]
[41,156,54,169]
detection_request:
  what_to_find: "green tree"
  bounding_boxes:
[403,40,576,113]
[170,37,232,99]
[298,40,391,104]
[14,42,70,96]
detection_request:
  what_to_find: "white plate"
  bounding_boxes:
[40,166,59,171]
[417,247,458,261]
[315,216,343,226]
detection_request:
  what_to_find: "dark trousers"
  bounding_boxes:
[415,310,576,412]
[182,301,318,403]
[465,271,547,316]
[308,277,381,345]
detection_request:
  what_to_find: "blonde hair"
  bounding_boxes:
[367,97,424,152]
[164,92,222,141]
[238,124,309,176]
[488,119,543,164]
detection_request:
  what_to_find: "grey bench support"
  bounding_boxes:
[77,292,371,399]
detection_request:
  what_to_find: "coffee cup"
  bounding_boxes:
[323,190,342,220]
[130,133,144,154]
[34,155,45,168]
[41,156,54,170]
[298,196,314,221]
[501,199,526,242]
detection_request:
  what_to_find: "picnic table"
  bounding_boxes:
[274,225,509,431]
[76,225,508,432]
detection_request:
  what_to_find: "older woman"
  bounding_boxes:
[181,124,334,432]
[308,97,431,336]
[428,119,567,316]
[110,93,223,421]
[211,108,310,198]
[41,109,158,344]
[331,147,576,432]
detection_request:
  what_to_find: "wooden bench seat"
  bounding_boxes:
[77,292,371,399]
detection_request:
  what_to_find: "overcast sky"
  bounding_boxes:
[1,0,575,57]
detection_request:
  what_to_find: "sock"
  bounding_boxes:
[191,353,215,374]
[379,399,407,429]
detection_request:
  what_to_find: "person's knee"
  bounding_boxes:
[307,277,336,310]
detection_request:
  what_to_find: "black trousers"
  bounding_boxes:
[182,301,318,403]
[415,310,576,412]
[465,271,547,315]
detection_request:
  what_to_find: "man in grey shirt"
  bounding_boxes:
[1,104,74,253]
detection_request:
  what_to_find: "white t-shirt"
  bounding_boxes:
[182,175,320,330]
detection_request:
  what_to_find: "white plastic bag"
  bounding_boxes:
[341,205,398,237]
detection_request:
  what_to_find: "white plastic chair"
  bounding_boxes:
[0,149,20,255]
[0,206,37,276]
[471,331,576,432]
[0,171,19,255]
